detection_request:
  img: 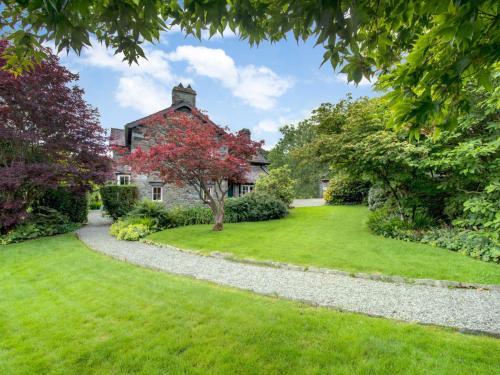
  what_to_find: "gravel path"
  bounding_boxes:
[77,214,500,336]
[292,198,325,207]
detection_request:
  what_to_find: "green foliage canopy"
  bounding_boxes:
[1,1,498,132]
[255,165,295,206]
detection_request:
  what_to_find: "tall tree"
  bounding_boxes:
[120,110,261,231]
[0,40,111,232]
[2,1,497,132]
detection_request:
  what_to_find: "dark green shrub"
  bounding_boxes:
[367,208,410,237]
[367,208,499,263]
[225,192,288,222]
[0,207,78,244]
[100,185,138,220]
[40,187,88,223]
[367,186,389,211]
[323,173,369,205]
[127,200,171,229]
[168,206,214,227]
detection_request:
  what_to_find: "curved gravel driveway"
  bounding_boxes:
[78,214,500,336]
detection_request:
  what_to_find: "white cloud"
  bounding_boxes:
[254,108,313,135]
[255,119,282,133]
[168,46,293,110]
[115,76,170,114]
[76,42,184,114]
[73,42,291,113]
[336,73,374,87]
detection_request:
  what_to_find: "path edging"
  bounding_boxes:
[140,239,500,292]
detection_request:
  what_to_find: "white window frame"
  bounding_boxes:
[117,174,130,185]
[241,184,254,195]
[151,186,163,201]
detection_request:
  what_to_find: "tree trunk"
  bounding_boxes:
[212,202,224,231]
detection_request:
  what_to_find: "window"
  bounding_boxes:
[117,174,130,185]
[241,184,254,195]
[152,186,162,201]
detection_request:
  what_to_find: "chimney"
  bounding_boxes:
[172,83,196,107]
[240,128,251,139]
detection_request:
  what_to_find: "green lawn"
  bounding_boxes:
[0,234,499,374]
[148,206,500,284]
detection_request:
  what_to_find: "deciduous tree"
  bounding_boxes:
[0,40,110,232]
[120,110,262,231]
[2,1,497,133]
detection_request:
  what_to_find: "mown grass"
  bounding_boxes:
[0,234,499,374]
[148,206,500,284]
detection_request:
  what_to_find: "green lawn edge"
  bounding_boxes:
[0,233,499,374]
[147,206,500,285]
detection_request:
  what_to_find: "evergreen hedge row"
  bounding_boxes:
[100,185,138,220]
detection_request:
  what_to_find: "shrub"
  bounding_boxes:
[255,166,295,206]
[127,199,171,229]
[100,185,138,220]
[367,208,499,263]
[109,217,154,240]
[323,173,369,205]
[168,206,213,227]
[367,208,410,237]
[40,187,88,223]
[367,186,389,211]
[225,192,288,222]
[116,224,151,241]
[0,207,78,244]
[108,193,288,241]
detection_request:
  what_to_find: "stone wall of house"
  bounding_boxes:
[132,173,203,208]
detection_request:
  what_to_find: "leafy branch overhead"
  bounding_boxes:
[1,0,498,132]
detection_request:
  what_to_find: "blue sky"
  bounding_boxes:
[60,29,376,149]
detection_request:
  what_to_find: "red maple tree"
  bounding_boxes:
[121,109,262,231]
[0,40,111,232]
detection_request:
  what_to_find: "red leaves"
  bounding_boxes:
[0,40,112,232]
[123,109,262,191]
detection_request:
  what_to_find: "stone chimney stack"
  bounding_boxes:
[240,128,251,139]
[172,83,196,107]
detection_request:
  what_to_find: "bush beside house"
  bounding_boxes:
[109,193,288,241]
[40,187,88,223]
[255,166,295,206]
[100,185,139,220]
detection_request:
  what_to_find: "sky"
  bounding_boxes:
[59,28,376,149]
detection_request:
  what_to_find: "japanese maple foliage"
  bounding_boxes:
[121,109,262,231]
[0,40,111,232]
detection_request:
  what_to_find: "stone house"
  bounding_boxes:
[110,84,269,207]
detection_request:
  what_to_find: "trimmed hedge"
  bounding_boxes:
[40,187,88,223]
[100,185,138,220]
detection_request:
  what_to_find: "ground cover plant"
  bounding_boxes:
[1,234,499,374]
[148,206,500,284]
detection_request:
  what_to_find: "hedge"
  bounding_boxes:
[40,187,88,223]
[100,185,138,220]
